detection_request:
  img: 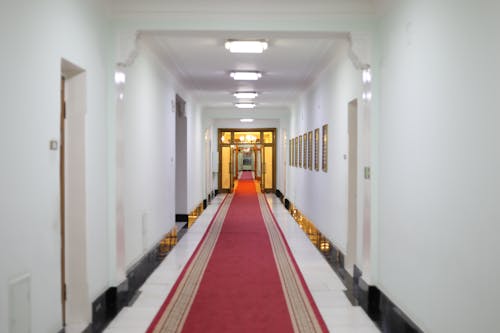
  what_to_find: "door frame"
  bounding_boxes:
[60,76,67,326]
[346,99,358,273]
[217,128,276,192]
[60,59,91,329]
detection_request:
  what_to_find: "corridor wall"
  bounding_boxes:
[286,41,370,273]
[0,0,111,332]
[187,104,205,212]
[121,43,179,269]
[376,1,500,332]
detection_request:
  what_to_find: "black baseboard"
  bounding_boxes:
[214,189,219,196]
[203,199,207,209]
[175,214,188,222]
[353,266,423,333]
[275,189,283,199]
[284,198,290,210]
[89,226,190,332]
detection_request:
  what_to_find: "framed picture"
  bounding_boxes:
[293,137,299,167]
[314,128,320,171]
[299,135,303,168]
[307,131,312,170]
[289,139,292,166]
[322,124,328,172]
[303,133,307,169]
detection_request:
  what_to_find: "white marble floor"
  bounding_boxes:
[103,194,380,333]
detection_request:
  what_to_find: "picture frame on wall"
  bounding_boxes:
[322,124,328,172]
[293,137,299,167]
[289,139,292,166]
[314,128,320,171]
[299,135,303,168]
[303,133,307,169]
[308,131,313,170]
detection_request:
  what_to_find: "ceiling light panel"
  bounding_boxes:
[235,103,256,109]
[240,118,255,123]
[233,92,259,99]
[225,40,268,53]
[230,71,262,81]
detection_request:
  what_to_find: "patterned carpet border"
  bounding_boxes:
[147,194,233,333]
[258,194,327,333]
[147,188,327,333]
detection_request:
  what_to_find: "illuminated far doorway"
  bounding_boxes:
[218,129,276,193]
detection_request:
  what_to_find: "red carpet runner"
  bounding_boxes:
[146,176,328,332]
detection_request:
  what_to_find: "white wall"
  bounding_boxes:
[376,1,500,332]
[287,42,371,270]
[0,0,111,332]
[187,104,204,211]
[121,43,177,268]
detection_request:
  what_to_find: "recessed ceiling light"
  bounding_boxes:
[230,71,262,81]
[233,92,259,99]
[235,103,256,109]
[225,40,268,53]
[240,118,254,123]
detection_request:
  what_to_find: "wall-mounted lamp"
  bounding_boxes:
[230,71,262,81]
[115,71,126,85]
[362,68,372,83]
[362,91,372,101]
[225,40,268,53]
[115,67,126,100]
[362,67,372,102]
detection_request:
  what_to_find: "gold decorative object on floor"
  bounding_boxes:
[286,201,334,256]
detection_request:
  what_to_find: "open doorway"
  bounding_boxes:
[60,59,91,330]
[175,95,188,219]
[346,99,358,274]
[217,129,276,193]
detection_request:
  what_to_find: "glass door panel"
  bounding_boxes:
[264,146,273,190]
[221,146,231,190]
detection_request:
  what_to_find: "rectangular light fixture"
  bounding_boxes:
[235,103,256,109]
[240,118,254,123]
[230,71,262,81]
[233,92,258,99]
[225,40,268,53]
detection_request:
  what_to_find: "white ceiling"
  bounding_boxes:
[109,0,380,111]
[109,0,378,15]
[142,31,349,109]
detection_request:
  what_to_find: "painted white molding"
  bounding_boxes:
[116,30,141,68]
[347,32,371,70]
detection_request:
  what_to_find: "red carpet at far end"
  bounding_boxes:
[146,177,327,333]
[239,170,254,180]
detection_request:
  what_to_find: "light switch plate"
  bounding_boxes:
[364,167,371,180]
[50,140,58,150]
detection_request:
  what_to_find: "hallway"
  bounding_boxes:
[104,189,379,333]
[2,1,500,333]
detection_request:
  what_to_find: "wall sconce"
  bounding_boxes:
[362,67,372,102]
[115,67,126,100]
